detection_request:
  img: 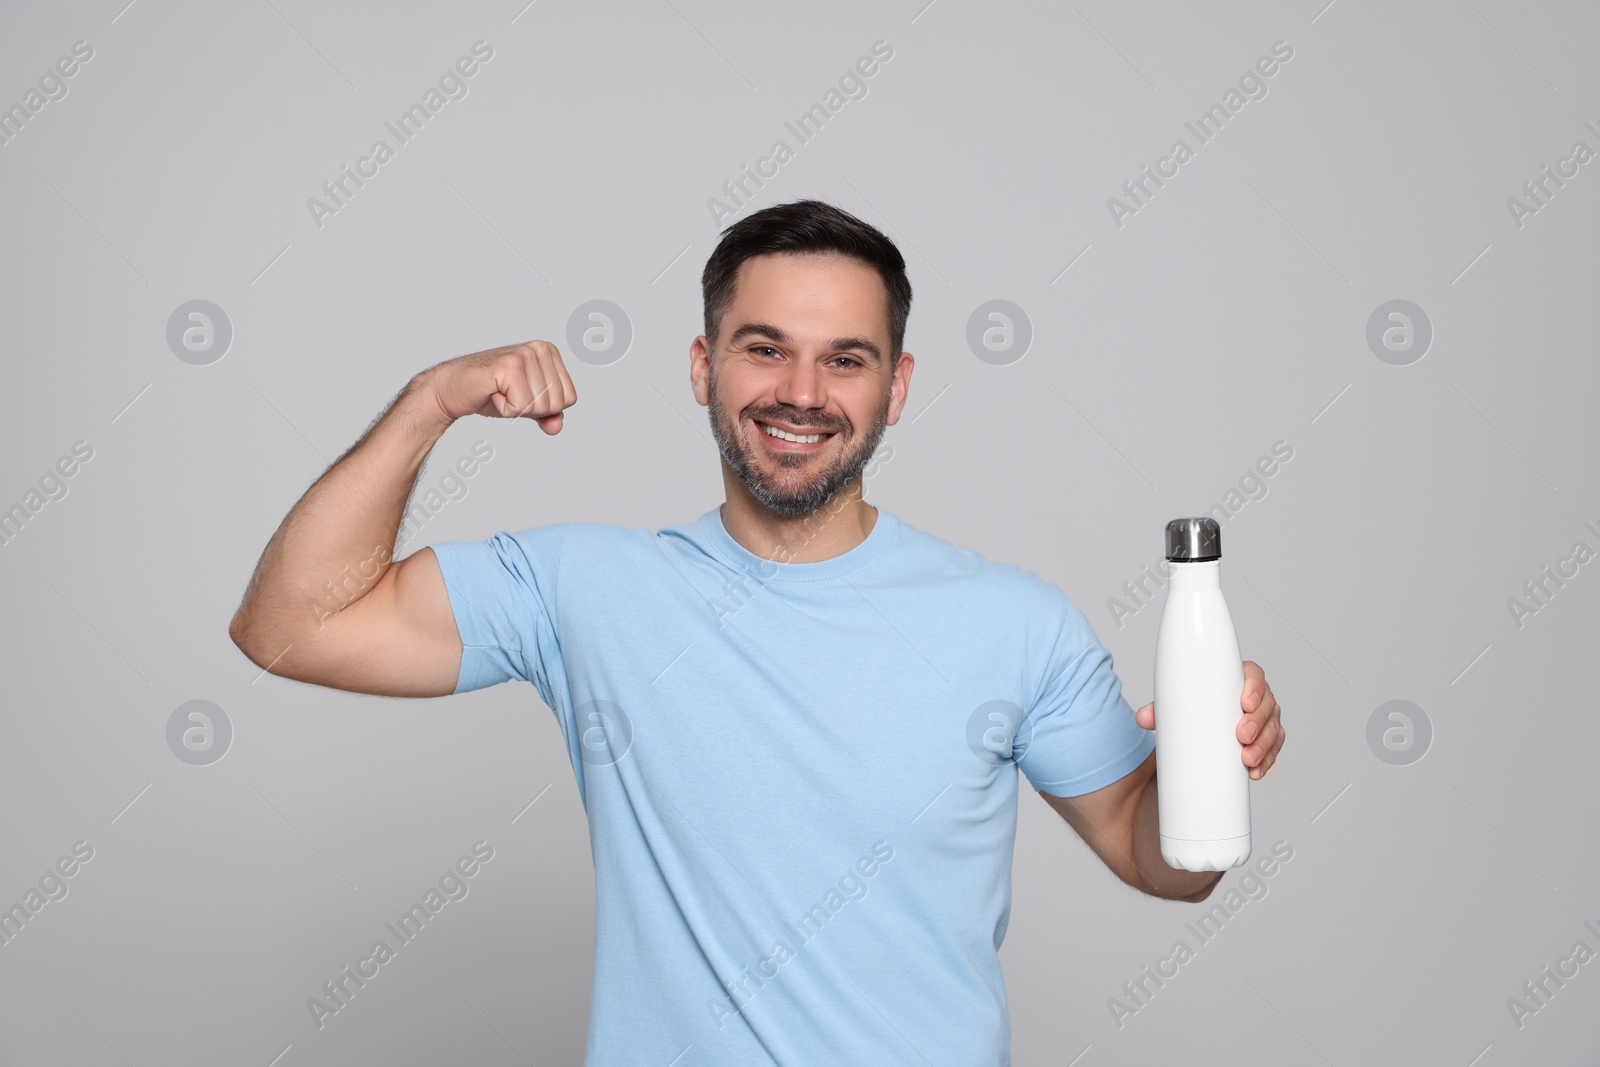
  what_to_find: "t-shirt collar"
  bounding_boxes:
[698,502,898,582]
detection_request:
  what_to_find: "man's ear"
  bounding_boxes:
[886,351,914,426]
[689,336,710,407]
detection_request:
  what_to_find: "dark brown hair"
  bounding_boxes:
[701,199,912,370]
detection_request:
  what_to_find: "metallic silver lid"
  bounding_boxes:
[1165,517,1221,561]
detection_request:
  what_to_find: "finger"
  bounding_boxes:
[1264,726,1285,775]
[1243,726,1271,764]
[1135,702,1154,730]
[539,342,577,410]
[1241,661,1266,709]
[524,366,559,420]
[511,348,563,421]
[475,391,507,419]
[492,354,541,418]
[1250,743,1281,779]
[1244,721,1285,775]
[1238,691,1278,744]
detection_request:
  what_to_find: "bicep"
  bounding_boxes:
[271,548,464,698]
[1038,749,1154,887]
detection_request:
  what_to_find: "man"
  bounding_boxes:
[229,199,1285,1065]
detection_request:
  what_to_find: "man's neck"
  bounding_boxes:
[719,490,878,564]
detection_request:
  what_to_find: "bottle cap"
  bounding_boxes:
[1165,517,1221,562]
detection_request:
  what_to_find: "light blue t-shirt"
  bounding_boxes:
[428,504,1154,1066]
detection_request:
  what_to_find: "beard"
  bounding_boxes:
[706,360,890,518]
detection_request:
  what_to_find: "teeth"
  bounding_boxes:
[760,423,827,444]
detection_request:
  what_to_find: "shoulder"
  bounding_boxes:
[889,514,1070,616]
[498,519,651,551]
[503,518,714,574]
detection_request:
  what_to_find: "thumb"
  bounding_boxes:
[1135,702,1155,730]
[536,412,563,434]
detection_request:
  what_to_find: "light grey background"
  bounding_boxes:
[2,0,1597,1064]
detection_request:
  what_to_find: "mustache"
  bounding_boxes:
[747,410,845,432]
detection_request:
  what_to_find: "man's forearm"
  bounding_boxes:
[1131,771,1225,903]
[228,372,452,658]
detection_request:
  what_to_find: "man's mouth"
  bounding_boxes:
[753,419,837,449]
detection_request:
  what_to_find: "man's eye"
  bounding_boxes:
[754,346,779,357]
[832,357,861,369]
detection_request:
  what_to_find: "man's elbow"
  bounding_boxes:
[228,611,281,673]
[1169,872,1224,904]
[1124,866,1223,903]
[228,611,253,655]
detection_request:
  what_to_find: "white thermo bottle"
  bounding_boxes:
[1153,516,1251,871]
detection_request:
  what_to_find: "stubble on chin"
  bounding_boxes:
[705,366,890,518]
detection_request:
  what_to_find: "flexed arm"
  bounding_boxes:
[227,341,577,697]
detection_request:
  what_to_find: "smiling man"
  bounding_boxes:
[229,199,1284,1066]
[702,263,892,515]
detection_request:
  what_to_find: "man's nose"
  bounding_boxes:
[774,355,823,410]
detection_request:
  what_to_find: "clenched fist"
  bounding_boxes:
[423,340,578,434]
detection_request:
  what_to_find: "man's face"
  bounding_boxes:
[692,252,911,518]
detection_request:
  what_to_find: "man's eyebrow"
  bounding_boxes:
[726,322,883,364]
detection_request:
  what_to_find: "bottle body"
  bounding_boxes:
[1153,559,1251,871]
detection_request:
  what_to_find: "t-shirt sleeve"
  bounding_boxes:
[425,524,569,704]
[1015,588,1155,797]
